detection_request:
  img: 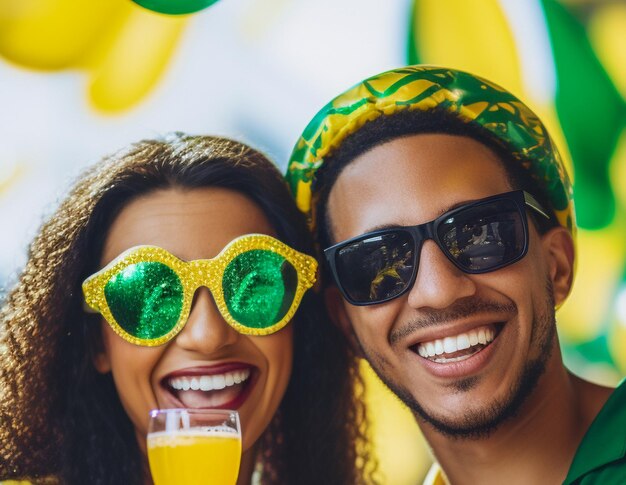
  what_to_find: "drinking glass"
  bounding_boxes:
[147,408,241,485]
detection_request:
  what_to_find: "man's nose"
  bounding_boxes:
[174,287,239,353]
[406,239,477,310]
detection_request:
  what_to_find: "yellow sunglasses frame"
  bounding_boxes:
[82,234,318,346]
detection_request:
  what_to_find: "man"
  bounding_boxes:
[286,66,626,484]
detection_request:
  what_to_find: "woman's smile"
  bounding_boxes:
[159,363,256,409]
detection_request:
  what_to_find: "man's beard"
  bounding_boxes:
[359,279,557,440]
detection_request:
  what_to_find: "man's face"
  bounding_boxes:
[326,133,565,438]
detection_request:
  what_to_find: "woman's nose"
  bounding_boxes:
[174,287,239,354]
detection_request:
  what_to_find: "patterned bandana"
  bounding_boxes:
[286,65,574,236]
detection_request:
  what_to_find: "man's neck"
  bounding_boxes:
[421,363,612,485]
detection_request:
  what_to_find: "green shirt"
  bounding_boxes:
[563,378,626,484]
[424,379,626,485]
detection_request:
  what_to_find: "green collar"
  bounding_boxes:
[563,378,626,484]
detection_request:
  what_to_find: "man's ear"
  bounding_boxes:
[542,226,575,307]
[324,286,364,357]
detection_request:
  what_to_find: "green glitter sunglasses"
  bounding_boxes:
[82,234,318,346]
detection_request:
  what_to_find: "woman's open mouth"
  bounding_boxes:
[161,364,256,409]
[411,323,504,364]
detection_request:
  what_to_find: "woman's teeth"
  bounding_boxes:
[416,325,496,362]
[169,369,251,392]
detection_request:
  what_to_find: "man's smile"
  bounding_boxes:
[399,316,509,379]
[413,324,499,363]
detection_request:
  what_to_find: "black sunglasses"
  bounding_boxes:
[324,190,550,306]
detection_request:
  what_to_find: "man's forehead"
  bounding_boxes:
[325,134,512,242]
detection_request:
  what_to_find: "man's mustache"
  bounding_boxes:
[389,297,517,345]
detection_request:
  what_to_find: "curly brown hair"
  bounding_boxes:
[0,134,377,484]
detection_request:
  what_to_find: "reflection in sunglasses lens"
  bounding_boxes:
[439,201,523,271]
[336,232,414,303]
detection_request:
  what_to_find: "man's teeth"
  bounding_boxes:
[417,326,495,359]
[169,369,251,392]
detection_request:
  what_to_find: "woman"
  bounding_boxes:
[0,134,376,484]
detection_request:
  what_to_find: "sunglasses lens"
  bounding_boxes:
[104,262,184,340]
[223,250,298,329]
[335,231,415,304]
[438,199,525,271]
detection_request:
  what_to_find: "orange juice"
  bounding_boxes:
[147,430,241,485]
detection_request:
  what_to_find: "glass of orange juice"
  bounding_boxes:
[147,408,241,485]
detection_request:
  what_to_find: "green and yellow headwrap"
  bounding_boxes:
[286,65,574,236]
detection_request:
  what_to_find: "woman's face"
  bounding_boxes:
[93,187,293,453]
